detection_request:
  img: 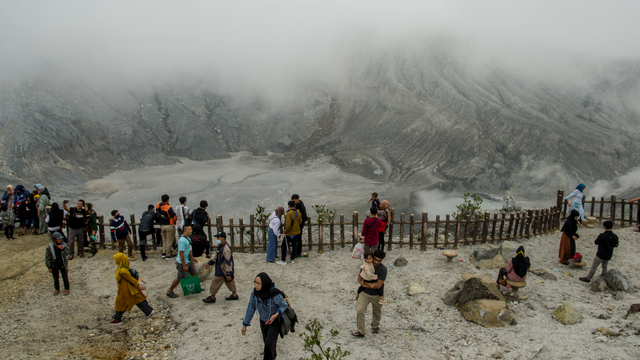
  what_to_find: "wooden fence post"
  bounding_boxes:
[453,215,459,249]
[619,197,626,227]
[329,215,335,250]
[471,213,479,245]
[98,215,105,249]
[130,214,138,251]
[399,213,405,248]
[387,208,395,251]
[409,214,415,249]
[229,218,235,250]
[506,213,514,239]
[239,218,244,252]
[463,215,470,245]
[590,197,595,216]
[525,210,533,239]
[481,211,490,243]
[498,213,505,240]
[262,218,267,251]
[444,214,450,248]
[490,213,497,243]
[352,212,358,246]
[518,211,526,238]
[599,197,604,220]
[318,215,324,254]
[340,214,345,248]
[249,214,255,254]
[433,215,440,248]
[420,211,427,251]
[610,195,617,223]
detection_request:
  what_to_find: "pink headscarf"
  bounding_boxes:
[379,200,391,221]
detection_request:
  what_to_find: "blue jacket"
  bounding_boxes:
[110,215,131,242]
[242,285,288,327]
[13,185,30,205]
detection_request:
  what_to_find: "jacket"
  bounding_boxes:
[110,215,132,242]
[595,231,619,261]
[207,242,234,277]
[268,211,281,237]
[115,269,146,312]
[36,194,50,213]
[242,284,288,326]
[85,209,97,232]
[156,202,177,225]
[279,305,298,339]
[284,209,302,237]
[139,210,158,232]
[295,200,308,226]
[45,242,69,269]
[0,209,14,227]
[192,208,209,228]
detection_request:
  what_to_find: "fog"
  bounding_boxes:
[2,0,639,95]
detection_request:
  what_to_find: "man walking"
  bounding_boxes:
[63,199,87,260]
[156,195,177,259]
[278,201,302,265]
[291,194,308,256]
[202,231,238,303]
[166,224,198,298]
[110,210,136,260]
[139,205,162,261]
[353,249,387,337]
[36,184,49,235]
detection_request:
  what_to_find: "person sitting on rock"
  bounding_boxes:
[579,221,618,283]
[496,246,530,287]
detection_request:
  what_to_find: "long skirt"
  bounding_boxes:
[558,232,575,264]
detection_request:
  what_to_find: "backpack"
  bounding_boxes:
[156,206,170,224]
[129,268,140,281]
[573,253,582,263]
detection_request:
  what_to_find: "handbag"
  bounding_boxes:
[352,243,364,259]
[180,272,202,296]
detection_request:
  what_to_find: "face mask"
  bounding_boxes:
[216,240,222,246]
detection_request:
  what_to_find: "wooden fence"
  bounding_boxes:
[92,190,639,253]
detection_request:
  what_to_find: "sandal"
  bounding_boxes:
[166,292,179,298]
[68,255,74,260]
[352,332,365,337]
[372,327,380,333]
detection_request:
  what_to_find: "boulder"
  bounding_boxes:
[460,299,513,327]
[407,283,428,296]
[443,281,466,306]
[457,277,505,307]
[538,270,557,281]
[196,260,213,280]
[532,347,553,360]
[591,276,608,292]
[470,253,507,269]
[603,269,635,292]
[624,303,640,319]
[472,245,501,261]
[553,302,582,325]
[394,257,408,267]
[500,241,521,263]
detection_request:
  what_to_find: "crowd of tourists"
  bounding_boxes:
[0,181,630,359]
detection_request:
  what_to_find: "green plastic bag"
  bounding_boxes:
[180,273,202,296]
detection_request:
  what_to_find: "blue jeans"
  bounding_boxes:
[281,235,297,261]
[21,218,35,229]
[266,228,278,262]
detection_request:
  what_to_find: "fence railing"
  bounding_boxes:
[90,190,639,253]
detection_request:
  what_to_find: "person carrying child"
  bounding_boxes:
[579,220,618,283]
[354,251,387,305]
[368,193,380,210]
[45,232,70,295]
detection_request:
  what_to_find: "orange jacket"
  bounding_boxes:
[156,202,177,225]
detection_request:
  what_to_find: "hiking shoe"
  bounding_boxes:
[146,309,155,318]
[202,296,216,303]
[142,256,148,261]
[276,261,287,266]
[129,256,137,261]
[110,320,123,325]
[579,277,591,283]
[290,259,295,264]
[225,295,239,301]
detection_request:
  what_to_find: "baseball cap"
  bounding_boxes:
[214,231,227,238]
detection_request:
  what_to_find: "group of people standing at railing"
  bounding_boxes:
[559,183,622,284]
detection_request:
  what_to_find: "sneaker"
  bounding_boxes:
[266,260,274,263]
[142,256,148,261]
[202,296,216,303]
[225,294,239,301]
[110,320,123,325]
[166,255,176,259]
[579,277,591,283]
[129,257,137,261]
[290,259,295,264]
[276,261,287,266]
[161,254,166,259]
[146,309,155,318]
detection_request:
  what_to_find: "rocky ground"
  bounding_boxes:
[0,223,639,359]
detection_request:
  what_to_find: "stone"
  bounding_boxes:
[394,257,408,267]
[624,304,640,319]
[590,276,608,292]
[457,277,505,307]
[196,260,213,280]
[460,299,513,328]
[470,254,507,270]
[564,271,573,278]
[411,324,426,332]
[597,313,611,320]
[407,283,428,296]
[472,245,501,261]
[491,351,504,359]
[532,347,554,360]
[603,269,635,292]
[553,302,582,325]
[539,270,557,281]
[443,290,461,306]
[500,241,521,263]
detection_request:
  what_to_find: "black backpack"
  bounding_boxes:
[156,206,170,224]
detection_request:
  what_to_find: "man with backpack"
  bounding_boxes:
[291,194,308,257]
[156,195,177,259]
[192,201,210,230]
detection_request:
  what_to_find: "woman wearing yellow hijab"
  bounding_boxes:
[112,253,154,325]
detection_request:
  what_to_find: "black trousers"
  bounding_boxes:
[52,266,69,291]
[4,225,14,239]
[295,224,305,256]
[113,300,153,322]
[260,317,281,360]
[496,267,508,284]
[377,232,385,250]
[281,236,298,261]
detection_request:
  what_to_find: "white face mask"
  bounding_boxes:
[216,240,222,246]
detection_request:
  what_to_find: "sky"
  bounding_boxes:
[1,0,639,84]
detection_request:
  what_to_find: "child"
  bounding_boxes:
[579,220,618,283]
[354,251,386,304]
[45,232,70,295]
[0,204,15,240]
[368,193,380,209]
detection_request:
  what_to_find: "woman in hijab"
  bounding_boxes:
[559,210,580,264]
[266,207,285,263]
[564,183,586,225]
[242,272,289,360]
[2,185,14,208]
[496,246,530,285]
[377,200,391,250]
[112,253,154,325]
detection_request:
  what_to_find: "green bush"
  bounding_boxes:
[454,192,483,218]
[311,204,336,223]
[300,318,351,360]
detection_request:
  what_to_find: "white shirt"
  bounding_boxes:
[268,212,281,237]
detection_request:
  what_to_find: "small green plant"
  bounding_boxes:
[502,196,522,212]
[300,318,351,360]
[454,192,483,218]
[254,205,269,223]
[311,204,336,223]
